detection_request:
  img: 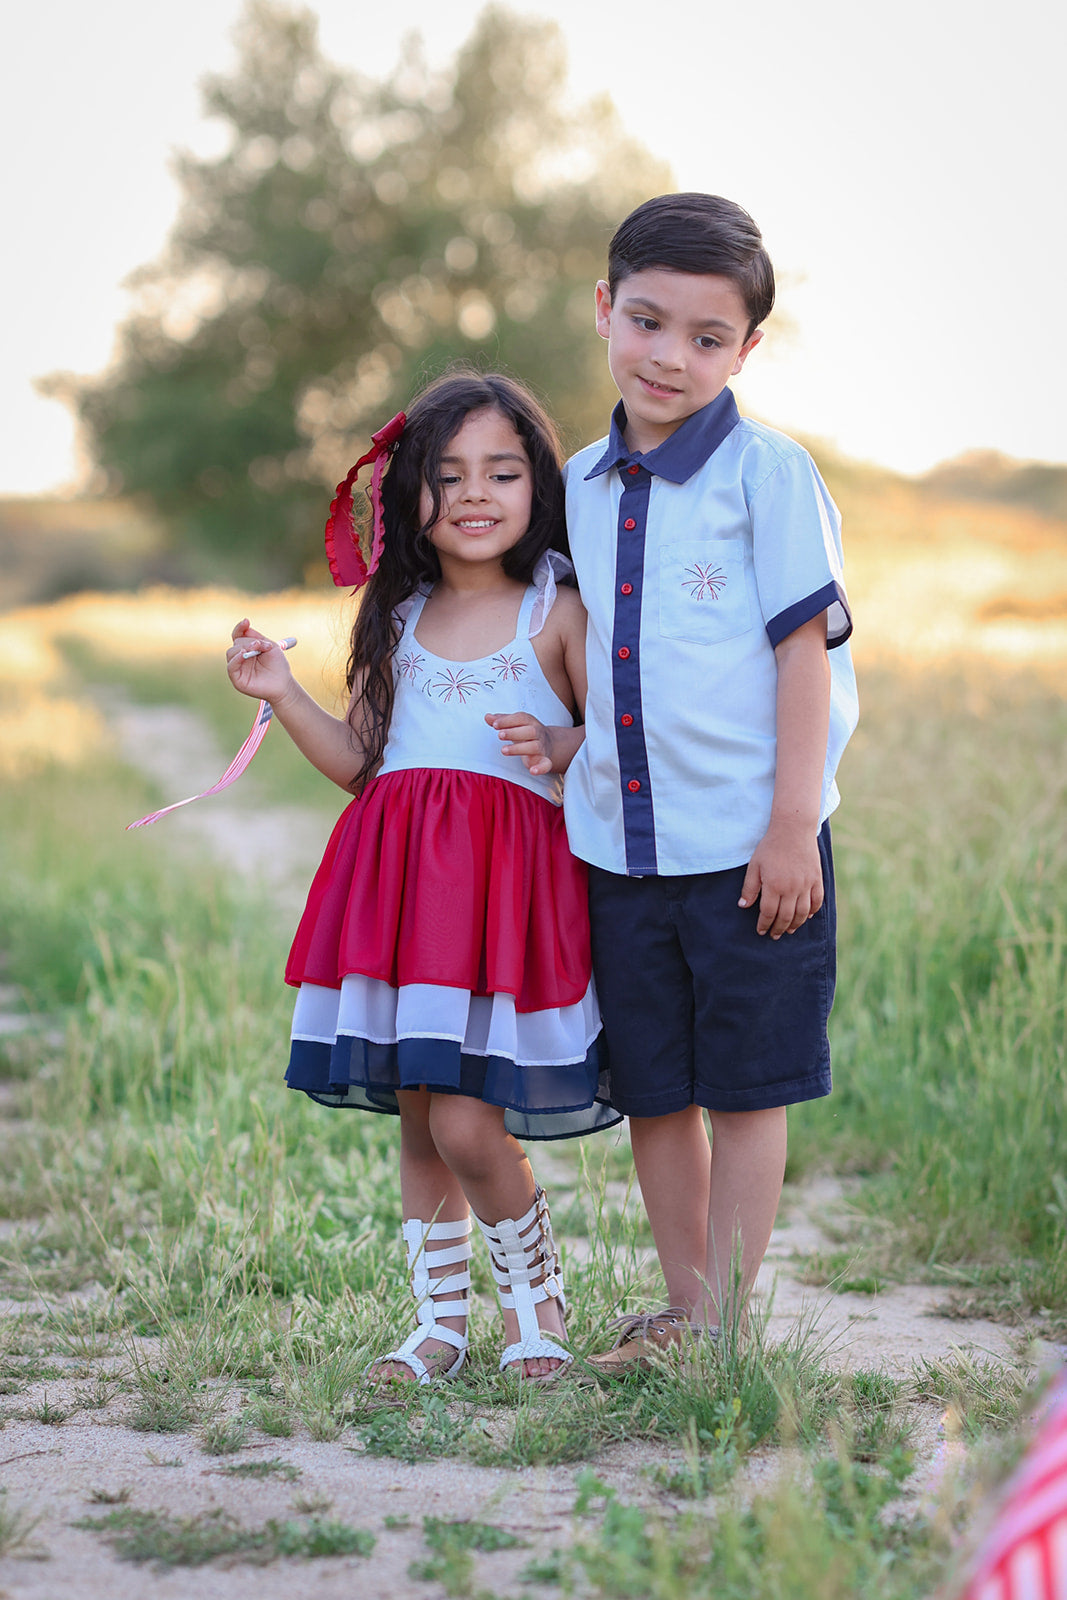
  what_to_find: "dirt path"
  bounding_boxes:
[105,693,332,919]
[0,700,1052,1598]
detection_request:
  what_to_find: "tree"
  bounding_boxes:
[53,3,670,585]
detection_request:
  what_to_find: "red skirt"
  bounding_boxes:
[286,768,592,1013]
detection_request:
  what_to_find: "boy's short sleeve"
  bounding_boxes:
[750,449,853,649]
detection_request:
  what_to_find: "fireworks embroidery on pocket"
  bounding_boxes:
[682,563,728,601]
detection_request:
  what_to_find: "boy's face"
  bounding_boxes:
[595,269,762,454]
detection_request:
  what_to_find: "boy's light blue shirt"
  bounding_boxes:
[562,389,859,877]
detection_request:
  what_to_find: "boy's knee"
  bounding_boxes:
[707,1105,787,1133]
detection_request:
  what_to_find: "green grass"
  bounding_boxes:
[2,649,1064,1589]
[909,1349,1030,1438]
[73,1506,375,1567]
[535,1455,949,1600]
[214,1456,301,1481]
[409,1516,525,1595]
[789,665,1067,1316]
[0,1488,45,1558]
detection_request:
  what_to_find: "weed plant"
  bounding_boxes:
[215,1457,300,1481]
[543,1457,948,1600]
[0,1489,45,1558]
[409,1515,524,1595]
[73,1505,375,1567]
[909,1349,1029,1437]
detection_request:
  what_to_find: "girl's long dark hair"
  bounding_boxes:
[344,370,569,788]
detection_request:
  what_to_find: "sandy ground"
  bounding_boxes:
[0,699,1054,1598]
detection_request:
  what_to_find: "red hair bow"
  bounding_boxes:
[324,410,407,588]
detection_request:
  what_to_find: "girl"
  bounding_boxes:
[227,372,616,1384]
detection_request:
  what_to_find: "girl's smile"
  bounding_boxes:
[420,408,534,569]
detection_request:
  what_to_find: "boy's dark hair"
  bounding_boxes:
[607,193,775,339]
[344,368,568,789]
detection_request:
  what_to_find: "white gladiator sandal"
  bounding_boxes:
[370,1215,471,1386]
[475,1187,572,1382]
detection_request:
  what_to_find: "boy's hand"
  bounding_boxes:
[738,821,824,939]
[485,711,556,775]
[226,619,295,704]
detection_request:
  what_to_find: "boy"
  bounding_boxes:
[563,193,858,1365]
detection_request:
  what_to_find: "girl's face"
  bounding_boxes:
[419,408,533,570]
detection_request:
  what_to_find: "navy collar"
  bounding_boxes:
[585,388,741,484]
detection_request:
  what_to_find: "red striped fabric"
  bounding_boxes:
[957,1369,1067,1600]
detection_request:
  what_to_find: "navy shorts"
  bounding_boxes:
[589,823,836,1117]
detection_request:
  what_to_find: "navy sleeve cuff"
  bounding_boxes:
[765,579,853,650]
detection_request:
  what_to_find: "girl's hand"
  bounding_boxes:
[226,619,295,703]
[485,711,555,776]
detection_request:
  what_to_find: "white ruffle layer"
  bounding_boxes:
[290,975,601,1067]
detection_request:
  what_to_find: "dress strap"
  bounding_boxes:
[526,550,574,639]
[394,586,432,638]
[514,583,539,641]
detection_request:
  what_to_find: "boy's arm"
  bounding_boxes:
[738,612,831,938]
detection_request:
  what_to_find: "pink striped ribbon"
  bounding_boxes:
[957,1366,1067,1600]
[126,637,295,830]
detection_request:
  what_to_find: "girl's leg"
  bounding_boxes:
[627,1105,712,1312]
[429,1094,567,1379]
[694,1105,788,1330]
[374,1088,470,1382]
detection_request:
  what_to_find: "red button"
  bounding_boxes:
[620,583,633,595]
[617,646,630,659]
[620,713,634,726]
[627,779,641,793]
[623,518,636,530]
[627,464,640,475]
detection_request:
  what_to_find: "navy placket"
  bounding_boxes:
[585,389,743,879]
[612,461,656,875]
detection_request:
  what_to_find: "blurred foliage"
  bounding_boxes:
[48,1,669,586]
[0,497,176,610]
[921,449,1067,524]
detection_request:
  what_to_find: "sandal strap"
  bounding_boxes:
[475,1186,568,1354]
[401,1216,473,1315]
[401,1216,473,1266]
[498,1335,572,1373]
[369,1336,467,1387]
[371,1215,471,1386]
[391,1321,467,1357]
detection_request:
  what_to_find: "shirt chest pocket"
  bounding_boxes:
[658,539,753,645]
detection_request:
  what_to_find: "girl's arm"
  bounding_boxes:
[227,619,366,792]
[486,712,585,776]
[485,586,589,776]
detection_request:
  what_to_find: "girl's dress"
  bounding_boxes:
[284,560,619,1140]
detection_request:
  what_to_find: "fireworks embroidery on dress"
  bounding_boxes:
[682,562,728,601]
[491,652,527,682]
[397,650,425,682]
[430,667,483,703]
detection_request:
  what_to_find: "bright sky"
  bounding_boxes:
[3,0,1063,494]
